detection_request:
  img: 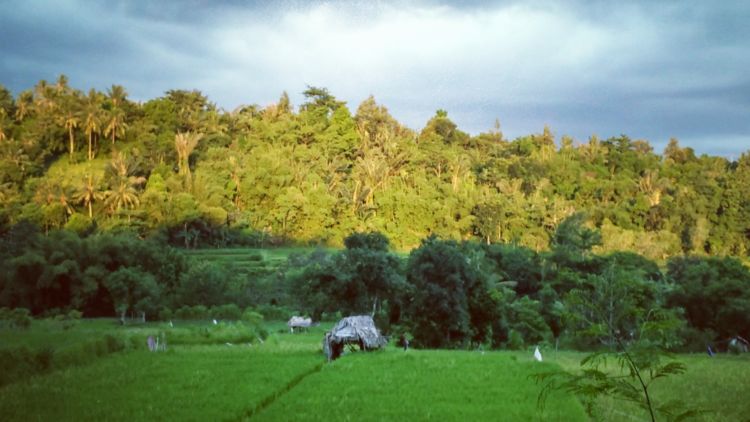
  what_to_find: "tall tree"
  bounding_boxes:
[74,174,104,219]
[105,85,128,145]
[83,89,102,160]
[59,93,82,161]
[174,132,203,181]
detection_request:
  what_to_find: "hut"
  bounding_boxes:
[287,316,312,333]
[323,315,387,361]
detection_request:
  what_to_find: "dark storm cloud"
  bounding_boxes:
[1,0,748,156]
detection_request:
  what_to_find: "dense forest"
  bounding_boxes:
[1,76,749,257]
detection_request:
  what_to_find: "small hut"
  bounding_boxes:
[323,315,387,361]
[287,316,312,333]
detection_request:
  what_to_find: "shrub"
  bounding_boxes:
[0,307,33,329]
[174,305,210,320]
[256,304,293,321]
[158,307,174,321]
[242,308,264,325]
[506,330,525,350]
[211,304,242,320]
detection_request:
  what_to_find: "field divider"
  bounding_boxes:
[239,360,325,420]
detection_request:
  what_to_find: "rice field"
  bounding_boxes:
[1,320,748,421]
[253,349,586,421]
[182,247,331,279]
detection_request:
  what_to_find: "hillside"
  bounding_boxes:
[1,80,749,257]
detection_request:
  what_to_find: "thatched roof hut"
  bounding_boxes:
[287,316,312,333]
[323,315,387,361]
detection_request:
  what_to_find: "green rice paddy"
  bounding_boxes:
[1,320,748,421]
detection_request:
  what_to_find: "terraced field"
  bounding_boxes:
[182,247,329,280]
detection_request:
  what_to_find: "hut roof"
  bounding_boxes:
[323,315,387,360]
[287,316,312,328]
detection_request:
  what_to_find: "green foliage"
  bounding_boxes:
[404,237,498,348]
[552,212,602,266]
[0,78,747,257]
[343,231,390,251]
[290,234,405,323]
[0,307,32,329]
[176,261,234,307]
[667,256,750,345]
[535,315,700,422]
[563,263,669,348]
[211,303,241,320]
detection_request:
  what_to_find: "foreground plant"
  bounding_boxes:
[534,312,705,421]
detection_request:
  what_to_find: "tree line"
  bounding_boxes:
[288,228,750,352]
[1,77,749,257]
[4,220,747,353]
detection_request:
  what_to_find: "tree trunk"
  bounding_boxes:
[69,127,75,161]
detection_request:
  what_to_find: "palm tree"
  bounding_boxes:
[33,179,57,206]
[83,89,102,160]
[64,113,80,161]
[107,84,127,109]
[58,94,82,161]
[104,176,145,220]
[0,108,8,142]
[104,108,126,145]
[105,85,128,145]
[174,132,203,179]
[15,91,33,121]
[55,74,70,94]
[74,174,105,219]
[57,185,75,218]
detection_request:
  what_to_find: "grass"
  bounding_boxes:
[253,348,587,421]
[0,318,270,388]
[547,350,750,421]
[2,320,749,421]
[0,318,120,349]
[0,345,323,421]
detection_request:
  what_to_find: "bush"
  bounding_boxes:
[506,330,525,350]
[56,310,82,330]
[158,307,174,321]
[241,308,264,325]
[211,304,242,320]
[174,305,209,320]
[0,307,32,329]
[256,304,293,321]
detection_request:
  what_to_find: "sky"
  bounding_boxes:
[1,0,749,157]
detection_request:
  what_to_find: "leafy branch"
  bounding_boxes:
[534,310,706,421]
